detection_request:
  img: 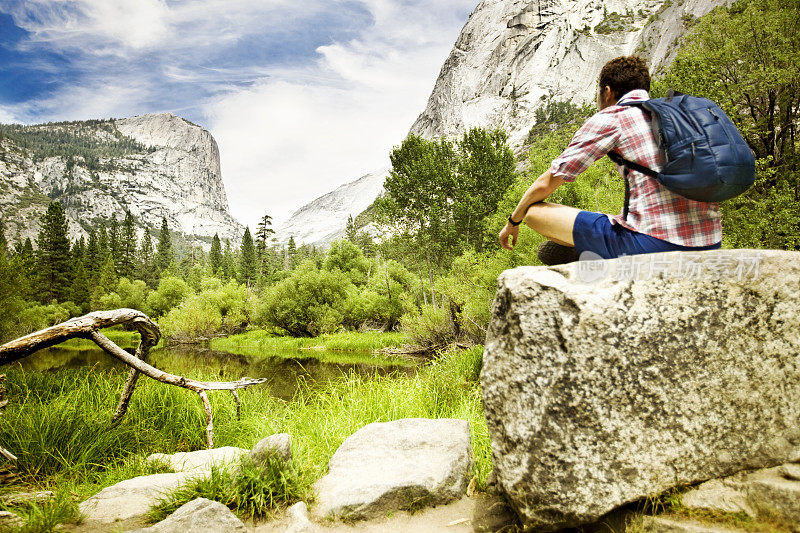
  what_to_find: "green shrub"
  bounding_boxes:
[257,262,351,336]
[146,276,192,317]
[148,455,307,521]
[400,304,455,349]
[159,277,251,341]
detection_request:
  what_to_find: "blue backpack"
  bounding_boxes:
[608,91,755,220]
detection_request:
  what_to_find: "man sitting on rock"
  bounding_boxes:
[498,55,722,264]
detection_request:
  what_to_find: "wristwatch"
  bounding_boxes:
[508,214,522,226]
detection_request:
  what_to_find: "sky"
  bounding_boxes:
[0,0,476,229]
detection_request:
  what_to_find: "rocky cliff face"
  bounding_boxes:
[410,0,730,148]
[278,0,729,247]
[274,167,388,247]
[0,113,243,245]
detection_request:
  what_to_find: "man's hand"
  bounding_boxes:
[499,223,519,250]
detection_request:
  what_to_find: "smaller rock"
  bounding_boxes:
[680,478,754,517]
[79,472,189,523]
[779,463,800,481]
[147,446,247,474]
[746,473,800,524]
[1,491,54,505]
[0,511,23,529]
[129,498,247,533]
[641,516,740,532]
[286,501,315,533]
[251,433,292,464]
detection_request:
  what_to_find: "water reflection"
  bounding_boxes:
[19,344,418,400]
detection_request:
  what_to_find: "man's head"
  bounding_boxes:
[597,55,651,109]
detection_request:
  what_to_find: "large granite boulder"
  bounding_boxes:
[481,249,800,531]
[314,418,473,519]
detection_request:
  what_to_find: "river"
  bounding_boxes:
[16,344,418,400]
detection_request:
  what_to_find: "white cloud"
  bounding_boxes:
[207,0,476,228]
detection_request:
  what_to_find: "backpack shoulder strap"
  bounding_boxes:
[607,151,658,178]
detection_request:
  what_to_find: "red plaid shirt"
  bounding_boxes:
[549,89,722,247]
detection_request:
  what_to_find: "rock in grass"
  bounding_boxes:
[482,249,800,531]
[130,497,246,532]
[251,433,292,464]
[683,463,800,525]
[680,478,755,517]
[286,501,315,533]
[0,511,23,529]
[79,472,190,523]
[313,418,473,520]
[147,446,247,474]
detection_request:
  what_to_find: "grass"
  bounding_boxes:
[0,345,489,527]
[212,329,409,354]
[0,489,82,533]
[148,455,308,522]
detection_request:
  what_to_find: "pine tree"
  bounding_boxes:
[12,238,36,302]
[239,227,257,286]
[119,211,137,278]
[138,231,156,288]
[97,223,109,263]
[345,215,357,242]
[209,233,223,275]
[86,229,99,278]
[37,201,72,303]
[91,255,117,310]
[222,239,234,279]
[155,217,173,274]
[255,213,274,276]
[71,261,90,312]
[108,217,120,273]
[286,236,296,269]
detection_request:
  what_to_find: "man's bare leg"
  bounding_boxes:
[524,202,582,246]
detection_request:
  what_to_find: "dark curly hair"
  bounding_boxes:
[599,55,651,100]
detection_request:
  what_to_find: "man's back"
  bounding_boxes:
[549,89,722,248]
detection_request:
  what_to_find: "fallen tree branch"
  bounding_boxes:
[0,309,267,450]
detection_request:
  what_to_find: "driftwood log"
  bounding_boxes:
[0,309,267,452]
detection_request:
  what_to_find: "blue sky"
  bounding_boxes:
[0,0,476,228]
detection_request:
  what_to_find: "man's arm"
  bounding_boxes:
[499,169,565,250]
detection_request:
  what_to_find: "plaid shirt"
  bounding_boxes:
[549,89,722,247]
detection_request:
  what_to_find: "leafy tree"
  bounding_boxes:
[455,128,517,251]
[209,233,223,274]
[37,201,72,303]
[119,211,137,278]
[239,227,257,286]
[155,217,173,274]
[656,0,800,249]
[379,128,516,303]
[324,240,370,286]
